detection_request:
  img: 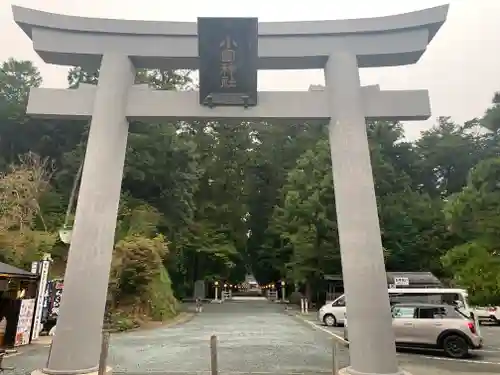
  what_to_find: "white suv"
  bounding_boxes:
[318,295,346,326]
[474,306,500,324]
[344,303,483,358]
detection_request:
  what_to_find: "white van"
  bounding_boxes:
[318,288,472,327]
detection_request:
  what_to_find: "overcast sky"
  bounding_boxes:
[1,0,499,140]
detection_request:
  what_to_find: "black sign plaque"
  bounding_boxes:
[197,17,258,107]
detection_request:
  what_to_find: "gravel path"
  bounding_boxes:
[4,300,348,375]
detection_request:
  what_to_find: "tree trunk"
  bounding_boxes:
[305,281,312,308]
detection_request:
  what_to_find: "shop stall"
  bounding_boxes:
[0,262,39,348]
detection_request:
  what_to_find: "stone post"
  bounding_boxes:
[324,51,403,375]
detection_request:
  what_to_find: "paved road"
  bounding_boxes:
[4,299,348,375]
[299,311,500,374]
[5,300,500,374]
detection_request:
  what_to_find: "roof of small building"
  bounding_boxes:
[324,271,442,286]
[0,261,38,279]
[386,271,442,286]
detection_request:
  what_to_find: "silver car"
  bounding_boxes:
[344,303,483,358]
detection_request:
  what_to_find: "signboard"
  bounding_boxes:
[394,277,410,286]
[198,17,258,107]
[50,280,64,315]
[14,299,35,346]
[31,260,50,340]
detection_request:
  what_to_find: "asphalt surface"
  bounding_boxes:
[3,298,348,375]
[4,299,500,374]
[300,310,500,374]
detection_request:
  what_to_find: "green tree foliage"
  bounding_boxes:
[439,95,500,305]
[2,56,500,310]
[269,139,339,288]
[415,117,486,197]
[0,152,57,267]
[0,58,42,119]
[107,200,179,328]
[442,241,500,306]
[109,234,177,320]
[442,157,500,305]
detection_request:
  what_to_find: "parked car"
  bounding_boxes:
[318,295,346,327]
[474,306,500,324]
[343,303,482,358]
[318,287,471,328]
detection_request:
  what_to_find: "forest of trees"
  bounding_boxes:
[0,57,500,327]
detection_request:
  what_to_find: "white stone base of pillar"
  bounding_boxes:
[32,367,112,375]
[339,366,410,375]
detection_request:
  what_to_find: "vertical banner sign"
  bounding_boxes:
[31,260,50,340]
[51,280,64,315]
[31,261,39,274]
[198,17,258,107]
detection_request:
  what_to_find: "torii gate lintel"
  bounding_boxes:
[27,84,431,122]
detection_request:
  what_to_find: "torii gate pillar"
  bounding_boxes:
[325,51,399,375]
[13,5,448,375]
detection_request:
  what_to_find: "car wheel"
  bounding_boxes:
[443,335,469,358]
[323,314,337,327]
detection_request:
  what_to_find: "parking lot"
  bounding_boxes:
[296,311,500,374]
[4,301,500,375]
[4,301,348,375]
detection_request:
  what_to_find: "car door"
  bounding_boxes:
[391,306,416,344]
[411,306,446,345]
[330,295,346,324]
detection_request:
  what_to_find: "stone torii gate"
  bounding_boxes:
[13,5,448,375]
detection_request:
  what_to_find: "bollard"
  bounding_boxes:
[98,331,110,375]
[210,335,218,375]
[305,298,309,314]
[332,339,339,375]
[300,298,305,314]
[330,334,349,375]
[46,341,54,368]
